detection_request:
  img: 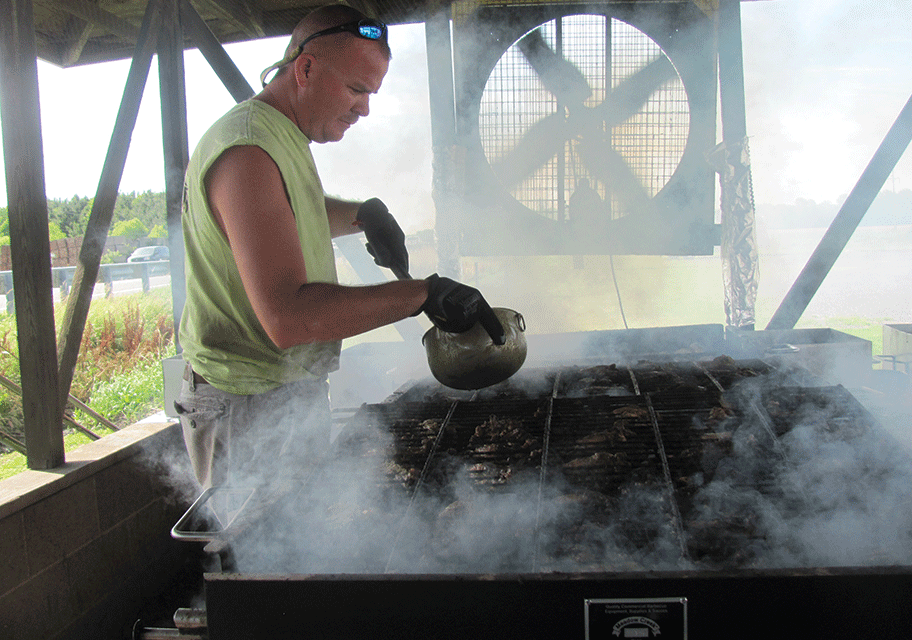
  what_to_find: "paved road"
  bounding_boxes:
[50,274,171,303]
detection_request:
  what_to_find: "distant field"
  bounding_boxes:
[345,225,911,362]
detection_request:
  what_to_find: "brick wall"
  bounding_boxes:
[0,421,199,640]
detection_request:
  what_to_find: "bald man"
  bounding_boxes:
[176,5,497,494]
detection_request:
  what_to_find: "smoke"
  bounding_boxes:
[187,346,912,578]
[688,373,912,569]
[770,416,912,565]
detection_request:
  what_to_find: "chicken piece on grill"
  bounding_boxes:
[469,416,538,455]
[709,355,738,369]
[419,418,441,434]
[385,460,421,487]
[611,405,649,420]
[564,451,629,469]
[708,403,735,421]
[464,415,542,483]
[578,421,636,446]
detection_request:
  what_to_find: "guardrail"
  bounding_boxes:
[0,261,170,313]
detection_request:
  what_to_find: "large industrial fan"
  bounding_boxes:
[454,3,718,256]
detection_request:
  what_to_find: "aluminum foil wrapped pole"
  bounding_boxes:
[709,136,759,330]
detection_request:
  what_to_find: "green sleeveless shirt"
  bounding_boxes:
[179,99,340,394]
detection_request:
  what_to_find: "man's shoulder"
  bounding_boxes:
[203,100,306,149]
[191,101,267,169]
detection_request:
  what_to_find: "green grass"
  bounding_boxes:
[0,430,120,478]
[0,288,175,480]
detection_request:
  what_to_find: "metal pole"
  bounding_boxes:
[159,0,190,352]
[716,0,758,331]
[425,8,461,279]
[766,92,912,330]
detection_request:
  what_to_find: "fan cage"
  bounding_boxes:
[479,15,690,224]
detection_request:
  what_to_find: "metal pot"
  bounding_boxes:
[422,308,526,390]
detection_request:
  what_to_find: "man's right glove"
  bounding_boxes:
[421,274,506,345]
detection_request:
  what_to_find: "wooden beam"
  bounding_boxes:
[181,0,255,103]
[56,0,140,43]
[0,429,26,455]
[190,0,264,38]
[159,0,190,352]
[56,0,163,414]
[0,0,65,469]
[62,16,94,66]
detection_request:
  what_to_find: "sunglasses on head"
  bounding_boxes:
[260,19,388,87]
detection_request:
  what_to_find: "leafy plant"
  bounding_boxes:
[48,222,66,241]
[148,224,168,239]
[112,217,149,239]
[0,288,176,478]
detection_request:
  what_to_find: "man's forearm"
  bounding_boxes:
[325,196,361,237]
[263,279,428,349]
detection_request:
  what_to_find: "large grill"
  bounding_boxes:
[188,345,912,639]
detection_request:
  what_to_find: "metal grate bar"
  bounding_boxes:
[531,371,561,570]
[644,394,690,561]
[384,400,460,572]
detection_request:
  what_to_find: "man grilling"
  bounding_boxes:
[176,4,493,496]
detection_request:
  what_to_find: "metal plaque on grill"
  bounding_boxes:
[585,597,687,639]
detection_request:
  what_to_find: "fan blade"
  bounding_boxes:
[577,136,655,217]
[518,29,592,106]
[597,55,677,126]
[490,111,573,188]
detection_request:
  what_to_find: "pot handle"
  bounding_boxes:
[515,312,526,332]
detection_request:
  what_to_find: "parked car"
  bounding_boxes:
[127,245,170,263]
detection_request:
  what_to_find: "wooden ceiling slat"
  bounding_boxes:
[54,0,140,43]
[62,16,93,65]
[30,0,769,67]
[191,0,265,39]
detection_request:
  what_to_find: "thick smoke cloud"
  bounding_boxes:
[210,359,912,575]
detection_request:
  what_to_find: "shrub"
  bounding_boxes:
[0,288,175,466]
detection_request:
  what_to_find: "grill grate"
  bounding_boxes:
[223,358,885,574]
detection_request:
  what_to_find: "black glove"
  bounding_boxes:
[355,198,408,277]
[421,274,506,345]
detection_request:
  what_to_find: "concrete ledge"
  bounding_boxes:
[0,419,180,521]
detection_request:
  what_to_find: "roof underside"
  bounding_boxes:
[33,0,431,68]
[34,0,762,68]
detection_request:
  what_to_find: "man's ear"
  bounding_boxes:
[293,53,313,85]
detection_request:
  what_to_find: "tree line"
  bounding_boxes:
[0,190,168,244]
[758,188,912,229]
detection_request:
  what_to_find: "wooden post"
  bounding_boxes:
[140,264,151,293]
[55,0,163,413]
[181,0,255,102]
[159,0,190,351]
[0,0,64,468]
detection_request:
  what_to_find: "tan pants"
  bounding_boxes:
[174,362,331,492]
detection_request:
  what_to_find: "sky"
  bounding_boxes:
[0,0,910,234]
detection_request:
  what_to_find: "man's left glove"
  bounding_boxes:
[355,198,408,277]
